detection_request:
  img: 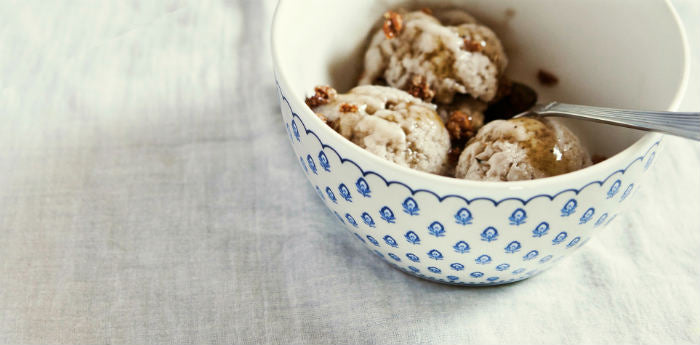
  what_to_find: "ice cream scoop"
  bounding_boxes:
[455,117,592,181]
[307,85,451,175]
[359,9,507,104]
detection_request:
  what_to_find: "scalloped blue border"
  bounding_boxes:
[276,80,660,206]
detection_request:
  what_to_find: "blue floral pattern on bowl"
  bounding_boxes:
[276,79,660,286]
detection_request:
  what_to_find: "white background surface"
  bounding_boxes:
[0,1,698,344]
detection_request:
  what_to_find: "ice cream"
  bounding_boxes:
[359,9,508,104]
[455,117,592,181]
[301,7,593,182]
[306,85,451,175]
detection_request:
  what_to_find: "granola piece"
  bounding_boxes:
[446,110,478,141]
[305,85,338,108]
[463,37,485,52]
[407,75,435,102]
[382,11,403,39]
[438,95,487,135]
[339,103,358,113]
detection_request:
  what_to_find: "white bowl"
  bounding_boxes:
[271,0,689,285]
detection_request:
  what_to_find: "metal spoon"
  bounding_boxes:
[515,102,700,141]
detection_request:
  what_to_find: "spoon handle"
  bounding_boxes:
[532,102,700,141]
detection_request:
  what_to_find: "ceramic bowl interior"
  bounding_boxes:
[271,0,688,285]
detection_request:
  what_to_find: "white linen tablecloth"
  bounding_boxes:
[0,1,698,344]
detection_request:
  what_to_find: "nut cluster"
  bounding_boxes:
[382,11,403,39]
[305,86,337,108]
[407,75,435,102]
[446,110,477,141]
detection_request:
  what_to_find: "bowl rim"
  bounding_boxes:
[270,0,690,190]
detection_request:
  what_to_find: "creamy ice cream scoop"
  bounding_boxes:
[308,85,451,175]
[359,9,508,103]
[455,117,592,181]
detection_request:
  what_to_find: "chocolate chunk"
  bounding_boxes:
[448,146,463,166]
[484,81,538,120]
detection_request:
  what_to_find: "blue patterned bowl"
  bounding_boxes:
[271,0,688,285]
